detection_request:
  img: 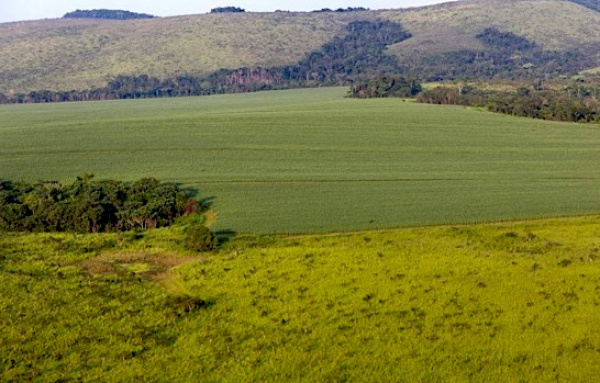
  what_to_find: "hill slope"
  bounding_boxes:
[1,0,600,92]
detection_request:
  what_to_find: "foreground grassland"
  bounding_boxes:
[1,87,600,233]
[2,216,600,381]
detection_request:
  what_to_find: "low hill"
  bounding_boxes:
[1,0,600,92]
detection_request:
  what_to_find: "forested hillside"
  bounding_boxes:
[0,20,413,103]
[1,0,600,93]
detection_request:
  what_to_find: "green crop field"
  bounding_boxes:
[1,87,600,233]
[3,216,600,381]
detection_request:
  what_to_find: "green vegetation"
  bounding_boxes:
[398,26,596,81]
[3,0,600,93]
[185,225,218,252]
[63,9,156,20]
[0,12,366,93]
[0,20,411,103]
[210,7,245,13]
[0,175,202,232]
[312,7,369,13]
[384,0,600,57]
[348,76,422,98]
[1,87,600,233]
[417,79,600,123]
[3,216,600,381]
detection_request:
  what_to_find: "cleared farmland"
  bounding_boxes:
[1,87,600,233]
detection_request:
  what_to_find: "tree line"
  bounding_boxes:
[347,76,422,98]
[210,7,245,13]
[0,175,203,233]
[312,7,369,13]
[416,81,600,123]
[63,9,156,20]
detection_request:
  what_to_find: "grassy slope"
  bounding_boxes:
[2,0,600,92]
[2,216,600,381]
[1,87,600,233]
[0,12,370,92]
[385,0,600,61]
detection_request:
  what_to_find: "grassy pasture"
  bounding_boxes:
[2,216,600,381]
[1,87,600,233]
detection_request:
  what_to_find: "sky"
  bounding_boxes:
[0,0,452,23]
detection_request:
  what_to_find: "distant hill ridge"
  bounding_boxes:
[63,9,156,20]
[2,0,600,93]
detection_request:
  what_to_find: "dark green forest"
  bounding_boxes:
[63,9,156,20]
[210,7,245,13]
[348,76,422,98]
[0,176,203,233]
[416,81,600,123]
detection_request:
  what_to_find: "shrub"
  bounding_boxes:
[185,225,217,252]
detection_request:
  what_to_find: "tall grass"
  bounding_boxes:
[2,216,600,381]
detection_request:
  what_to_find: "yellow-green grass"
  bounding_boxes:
[3,0,600,92]
[2,87,600,233]
[2,216,600,381]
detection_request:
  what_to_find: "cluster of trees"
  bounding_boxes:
[0,175,202,233]
[0,20,412,104]
[348,76,422,98]
[210,7,245,13]
[63,9,156,20]
[312,7,369,12]
[416,81,600,123]
[475,28,537,53]
[401,28,599,81]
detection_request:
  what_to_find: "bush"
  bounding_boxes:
[185,225,217,252]
[210,7,245,13]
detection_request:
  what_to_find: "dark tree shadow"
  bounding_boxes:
[214,229,237,246]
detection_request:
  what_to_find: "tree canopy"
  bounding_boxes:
[210,7,245,13]
[0,176,202,233]
[63,9,156,20]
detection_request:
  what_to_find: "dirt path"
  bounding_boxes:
[79,250,206,294]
